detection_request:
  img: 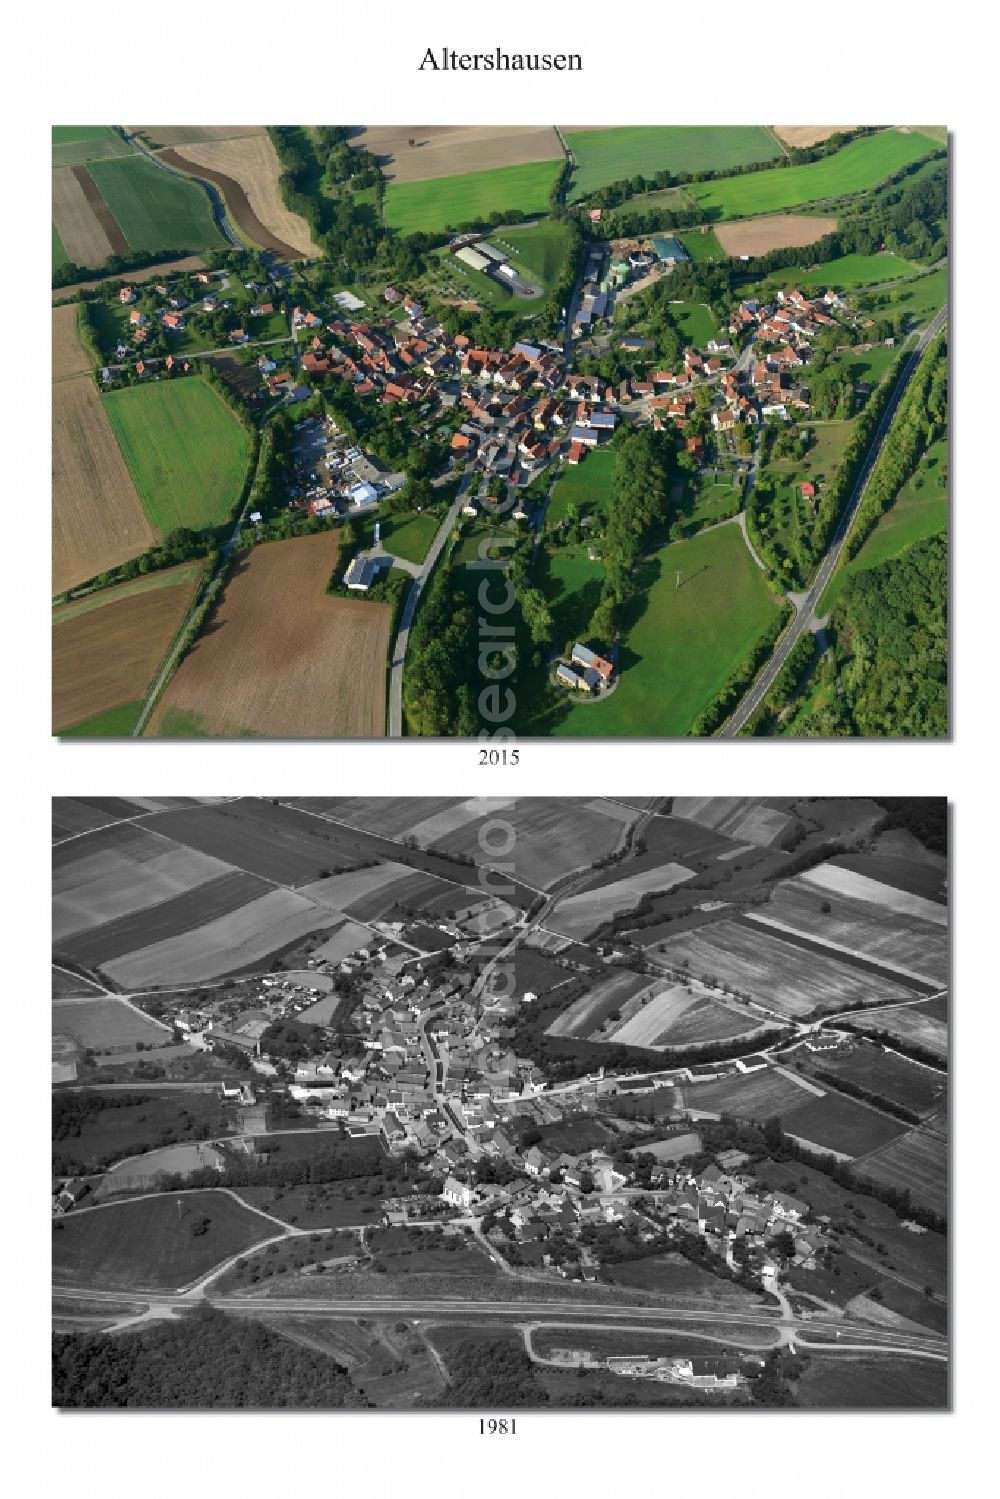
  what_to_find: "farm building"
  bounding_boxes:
[344,556,380,591]
[477,241,508,263]
[348,481,378,507]
[557,664,584,690]
[455,246,491,273]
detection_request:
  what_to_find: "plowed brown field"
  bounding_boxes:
[160,135,320,258]
[349,125,562,183]
[52,304,92,381]
[148,532,391,737]
[53,564,202,731]
[52,166,114,267]
[716,214,838,256]
[52,379,155,595]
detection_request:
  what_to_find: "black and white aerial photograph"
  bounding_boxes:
[51,795,949,1410]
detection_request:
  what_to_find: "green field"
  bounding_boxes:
[690,132,937,220]
[61,702,145,737]
[498,219,573,289]
[53,224,69,271]
[547,447,617,526]
[672,470,744,535]
[87,154,226,253]
[538,545,606,650]
[53,125,134,168]
[103,379,252,536]
[552,523,782,736]
[799,252,916,289]
[566,126,781,200]
[669,301,718,347]
[374,510,439,565]
[679,228,723,261]
[385,160,562,235]
[822,438,948,610]
[870,268,948,329]
[52,1191,277,1291]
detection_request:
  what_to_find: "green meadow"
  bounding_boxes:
[87,155,226,253]
[384,160,562,234]
[690,132,937,220]
[103,378,252,536]
[567,126,780,199]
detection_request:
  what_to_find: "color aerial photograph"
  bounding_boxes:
[52,795,948,1409]
[51,126,948,738]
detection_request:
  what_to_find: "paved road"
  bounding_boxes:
[52,1283,946,1360]
[719,304,947,736]
[387,472,474,737]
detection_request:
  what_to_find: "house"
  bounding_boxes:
[229,328,248,345]
[128,309,146,327]
[711,407,738,432]
[571,643,613,681]
[442,1175,475,1209]
[801,481,816,500]
[119,286,136,304]
[162,312,185,331]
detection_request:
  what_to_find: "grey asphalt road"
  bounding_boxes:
[719,304,948,736]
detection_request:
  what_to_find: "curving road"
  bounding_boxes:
[719,303,948,736]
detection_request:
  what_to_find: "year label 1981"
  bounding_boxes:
[479,1417,516,1434]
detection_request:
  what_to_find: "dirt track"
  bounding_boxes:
[348,125,562,184]
[148,532,392,738]
[158,144,314,259]
[716,214,838,256]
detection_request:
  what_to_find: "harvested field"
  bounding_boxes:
[754,875,948,985]
[51,1191,277,1291]
[102,887,337,987]
[52,378,155,595]
[851,1005,948,1062]
[311,920,373,963]
[428,798,634,891]
[545,970,651,1039]
[349,125,562,184]
[290,796,462,842]
[52,166,115,267]
[52,254,206,304]
[52,304,93,381]
[549,863,695,941]
[342,869,476,924]
[53,965,104,998]
[51,996,169,1050]
[810,1044,945,1117]
[53,823,233,933]
[71,165,128,254]
[654,921,920,1018]
[798,863,947,925]
[148,533,391,738]
[685,1067,822,1120]
[608,984,702,1047]
[671,797,790,847]
[641,1133,703,1162]
[773,127,858,149]
[299,862,424,915]
[159,138,320,258]
[137,800,373,886]
[716,214,837,257]
[133,126,265,148]
[53,563,202,733]
[782,1090,908,1157]
[60,870,273,969]
[637,994,765,1048]
[855,1129,947,1216]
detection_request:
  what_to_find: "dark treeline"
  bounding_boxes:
[873,797,948,857]
[53,245,194,290]
[841,1023,947,1072]
[743,633,817,736]
[403,565,481,736]
[52,1307,363,1408]
[808,1068,922,1125]
[821,536,947,737]
[583,426,674,647]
